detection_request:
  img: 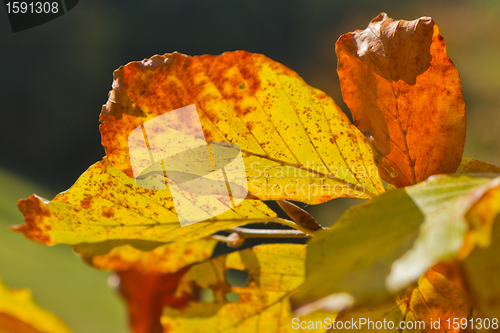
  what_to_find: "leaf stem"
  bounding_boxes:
[274,218,320,236]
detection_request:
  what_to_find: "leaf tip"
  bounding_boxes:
[13,195,53,245]
[371,12,389,23]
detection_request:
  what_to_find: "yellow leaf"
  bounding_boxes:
[74,238,217,274]
[100,51,384,203]
[464,180,500,249]
[337,13,466,187]
[457,158,500,174]
[336,269,471,333]
[161,244,332,332]
[0,278,73,333]
[13,158,277,245]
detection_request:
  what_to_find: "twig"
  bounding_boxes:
[211,218,319,248]
[210,233,245,248]
[212,227,309,248]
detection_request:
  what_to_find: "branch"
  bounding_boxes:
[212,224,311,248]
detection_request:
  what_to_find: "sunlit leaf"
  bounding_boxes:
[13,158,277,245]
[100,51,384,203]
[161,244,332,332]
[336,269,471,333]
[0,278,73,333]
[337,13,466,187]
[291,175,500,315]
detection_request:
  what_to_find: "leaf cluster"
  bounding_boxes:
[6,13,500,333]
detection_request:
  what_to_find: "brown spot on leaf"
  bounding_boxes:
[81,194,93,209]
[102,208,115,218]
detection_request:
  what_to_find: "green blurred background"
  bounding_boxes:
[1,0,499,332]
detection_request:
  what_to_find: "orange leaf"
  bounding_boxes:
[337,13,466,187]
[432,260,468,295]
[118,267,195,333]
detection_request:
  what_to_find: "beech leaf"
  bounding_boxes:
[100,51,384,203]
[13,158,277,245]
[118,267,196,333]
[291,175,500,315]
[337,13,466,187]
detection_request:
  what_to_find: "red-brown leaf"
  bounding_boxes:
[118,267,196,333]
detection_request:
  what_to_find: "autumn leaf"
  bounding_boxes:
[11,12,500,333]
[336,269,471,333]
[457,158,500,174]
[73,232,218,333]
[463,176,500,249]
[161,244,332,332]
[337,13,466,187]
[118,267,196,333]
[13,158,277,245]
[462,194,500,319]
[0,278,73,333]
[290,175,500,315]
[100,51,384,203]
[74,238,217,274]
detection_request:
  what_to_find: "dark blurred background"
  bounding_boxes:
[1,1,499,332]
